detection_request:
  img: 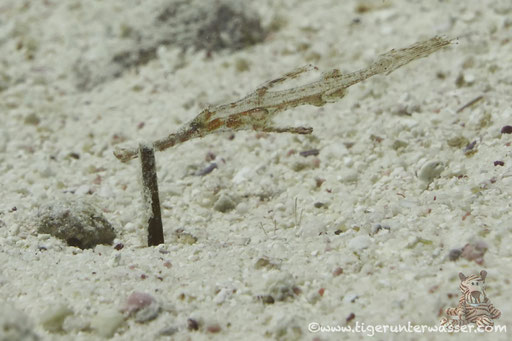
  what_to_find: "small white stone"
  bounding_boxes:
[348,235,373,250]
[340,170,358,183]
[463,73,475,84]
[124,222,136,232]
[107,253,122,267]
[236,202,249,214]
[418,160,444,184]
[213,288,231,304]
[343,157,354,167]
[75,185,91,196]
[91,309,124,338]
[233,166,253,184]
[39,166,54,178]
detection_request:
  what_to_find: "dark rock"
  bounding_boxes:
[75,0,266,90]
[36,200,116,249]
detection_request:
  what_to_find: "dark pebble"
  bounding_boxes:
[346,313,356,323]
[187,318,199,331]
[299,149,320,157]
[448,248,462,261]
[501,125,512,134]
[314,202,324,208]
[259,295,274,304]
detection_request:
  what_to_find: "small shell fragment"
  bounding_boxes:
[418,161,444,184]
[122,291,161,323]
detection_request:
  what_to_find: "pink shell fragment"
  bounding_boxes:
[123,291,155,314]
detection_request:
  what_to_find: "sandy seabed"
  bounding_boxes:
[1,0,511,340]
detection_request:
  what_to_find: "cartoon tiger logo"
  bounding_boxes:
[440,270,501,328]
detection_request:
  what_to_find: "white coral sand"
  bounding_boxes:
[0,0,511,340]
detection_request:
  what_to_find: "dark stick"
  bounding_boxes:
[456,95,484,113]
[139,144,164,246]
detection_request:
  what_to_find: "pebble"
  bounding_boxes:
[187,318,200,330]
[371,224,390,235]
[348,235,373,250]
[123,292,154,314]
[213,194,236,213]
[417,160,444,184]
[134,302,161,323]
[124,222,136,233]
[36,199,116,249]
[213,289,228,305]
[107,253,122,267]
[122,291,161,323]
[232,166,253,184]
[332,267,344,277]
[447,136,469,148]
[343,157,354,167]
[91,309,124,338]
[259,272,298,302]
[299,149,319,157]
[236,202,249,214]
[461,240,488,264]
[448,248,462,261]
[159,325,179,336]
[195,162,217,176]
[501,125,512,134]
[175,228,198,245]
[340,170,358,183]
[207,324,222,333]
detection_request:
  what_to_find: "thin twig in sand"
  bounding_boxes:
[456,95,484,113]
[114,36,451,162]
